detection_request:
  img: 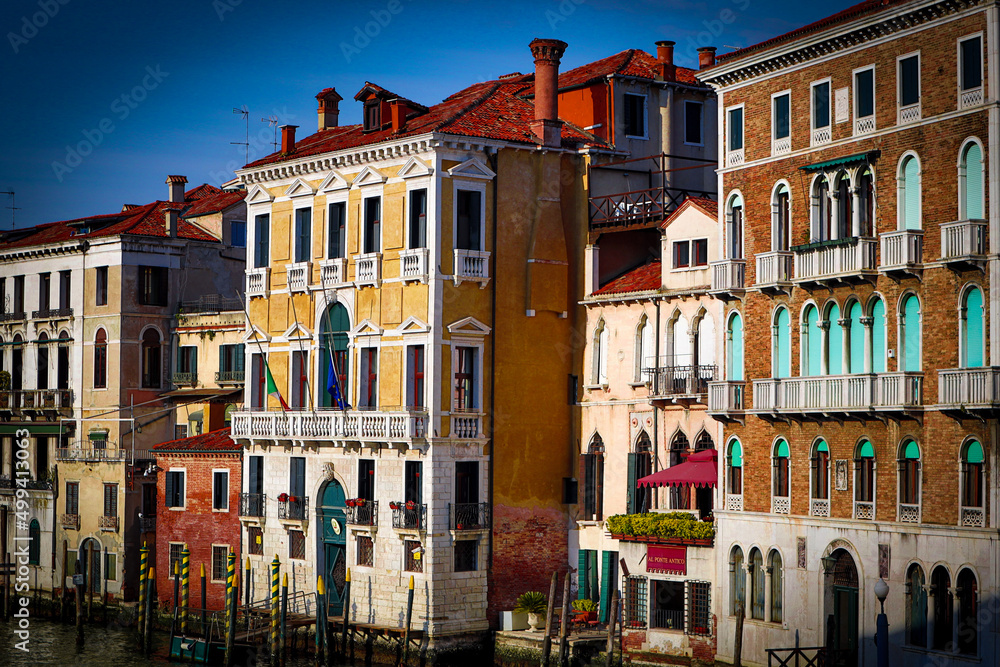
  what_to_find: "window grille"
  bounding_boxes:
[624,575,648,628]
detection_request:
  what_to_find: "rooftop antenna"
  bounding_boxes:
[231,106,250,165]
[262,116,279,153]
[0,190,18,230]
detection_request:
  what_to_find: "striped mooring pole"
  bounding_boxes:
[137,542,148,645]
[270,554,280,667]
[315,575,326,667]
[180,545,190,635]
[224,550,236,667]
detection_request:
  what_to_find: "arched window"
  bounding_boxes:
[906,563,928,648]
[727,194,744,259]
[36,332,49,390]
[811,439,830,505]
[695,431,714,451]
[960,287,985,368]
[772,439,790,504]
[854,439,876,519]
[749,548,765,619]
[960,140,984,220]
[628,433,652,514]
[961,439,985,519]
[141,328,162,388]
[729,546,745,615]
[634,315,653,383]
[671,313,691,366]
[320,302,350,408]
[582,434,605,520]
[812,175,832,242]
[931,566,953,650]
[28,519,40,565]
[870,296,887,373]
[94,329,108,389]
[900,294,921,372]
[825,302,842,375]
[727,439,743,497]
[899,154,921,230]
[835,172,852,240]
[898,439,921,519]
[846,300,864,373]
[768,550,783,623]
[669,431,690,510]
[696,312,716,376]
[858,168,875,237]
[57,331,70,390]
[592,319,608,385]
[727,312,743,381]
[772,183,790,251]
[773,307,791,378]
[956,568,978,656]
[12,334,23,392]
[803,305,822,376]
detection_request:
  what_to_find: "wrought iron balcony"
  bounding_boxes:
[450,502,490,531]
[287,261,311,292]
[139,516,156,533]
[938,367,1000,411]
[345,499,378,527]
[708,259,745,298]
[454,249,490,287]
[239,493,266,518]
[232,409,429,448]
[32,307,73,319]
[178,294,243,313]
[940,219,987,266]
[0,476,52,491]
[707,381,745,421]
[60,513,80,530]
[320,257,348,287]
[172,372,196,386]
[355,252,381,287]
[0,389,73,414]
[752,373,922,416]
[246,267,270,297]
[399,248,429,283]
[793,236,877,286]
[754,251,793,292]
[215,370,245,384]
[57,446,128,462]
[99,515,119,532]
[0,311,26,322]
[391,502,426,531]
[278,496,309,521]
[644,365,716,401]
[879,230,923,275]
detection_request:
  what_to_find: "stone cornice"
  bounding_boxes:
[0,241,88,264]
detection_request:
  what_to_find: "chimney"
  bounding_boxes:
[390,100,409,133]
[656,40,676,82]
[166,175,187,203]
[316,88,343,131]
[280,124,298,154]
[698,46,717,70]
[529,37,568,148]
[165,207,179,238]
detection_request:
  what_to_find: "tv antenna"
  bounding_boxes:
[231,106,250,165]
[0,190,18,230]
[262,116,279,153]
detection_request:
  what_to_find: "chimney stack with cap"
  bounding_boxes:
[529,37,568,148]
[166,175,187,203]
[698,46,717,70]
[280,125,298,154]
[316,88,343,131]
[656,41,676,82]
[165,207,179,238]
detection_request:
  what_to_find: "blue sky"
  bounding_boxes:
[0,0,857,228]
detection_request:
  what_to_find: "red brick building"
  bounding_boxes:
[699,1,997,665]
[153,427,242,611]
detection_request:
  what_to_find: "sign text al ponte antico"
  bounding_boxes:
[647,545,687,575]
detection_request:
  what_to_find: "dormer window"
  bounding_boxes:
[363,100,381,132]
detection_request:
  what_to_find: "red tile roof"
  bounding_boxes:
[661,196,718,229]
[715,0,908,65]
[183,188,247,218]
[555,49,704,90]
[152,427,240,453]
[592,260,662,297]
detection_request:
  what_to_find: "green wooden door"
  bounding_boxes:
[318,480,347,616]
[833,586,859,667]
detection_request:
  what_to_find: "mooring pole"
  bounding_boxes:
[315,575,326,667]
[180,545,190,636]
[60,540,67,622]
[200,563,207,636]
[557,571,571,666]
[103,546,109,625]
[402,575,414,665]
[74,558,84,647]
[270,554,280,667]
[245,556,252,609]
[144,566,155,656]
[541,571,557,665]
[137,542,148,645]
[173,560,180,618]
[340,567,351,660]
[86,542,93,621]
[224,550,236,667]
[280,572,289,666]
[604,589,619,667]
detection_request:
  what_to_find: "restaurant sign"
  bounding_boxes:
[647,545,686,575]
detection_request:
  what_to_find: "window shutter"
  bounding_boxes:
[599,551,613,623]
[904,158,920,229]
[165,473,174,507]
[965,144,983,220]
[596,456,604,520]
[627,453,638,514]
[219,345,226,374]
[236,345,245,372]
[177,473,184,506]
[578,549,590,600]
[581,453,593,512]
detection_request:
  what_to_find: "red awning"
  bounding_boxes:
[637,449,717,488]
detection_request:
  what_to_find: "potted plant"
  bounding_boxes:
[278,493,289,503]
[405,500,417,511]
[571,598,598,625]
[514,591,548,632]
[355,497,366,507]
[288,495,298,503]
[389,502,400,510]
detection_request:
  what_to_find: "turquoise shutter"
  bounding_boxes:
[904,158,921,229]
[627,453,638,514]
[872,299,887,373]
[903,296,921,372]
[599,551,613,623]
[965,144,983,220]
[729,314,744,381]
[827,304,842,375]
[219,345,226,375]
[777,308,791,379]
[965,288,984,368]
[578,549,589,600]
[807,307,822,376]
[849,303,865,373]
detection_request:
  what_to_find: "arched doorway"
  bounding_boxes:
[78,537,102,594]
[827,548,859,666]
[317,479,347,616]
[319,303,350,409]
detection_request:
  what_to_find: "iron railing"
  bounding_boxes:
[239,493,266,518]
[172,372,196,386]
[139,516,156,532]
[278,496,308,521]
[644,365,716,396]
[345,500,378,527]
[0,311,26,322]
[0,477,53,491]
[60,514,80,530]
[589,186,716,229]
[766,647,853,667]
[392,502,427,530]
[57,447,128,462]
[99,515,119,532]
[450,502,490,530]
[32,307,73,319]
[650,608,685,631]
[177,294,243,313]
[216,370,245,383]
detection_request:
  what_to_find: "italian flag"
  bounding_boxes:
[265,365,290,411]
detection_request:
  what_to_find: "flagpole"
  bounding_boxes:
[320,287,348,412]
[288,286,317,412]
[235,289,287,412]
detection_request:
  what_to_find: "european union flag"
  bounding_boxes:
[327,357,346,410]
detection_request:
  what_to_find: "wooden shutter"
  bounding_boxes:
[165,473,174,508]
[627,453,638,514]
[577,549,590,600]
[596,456,604,520]
[599,551,613,623]
[581,454,593,516]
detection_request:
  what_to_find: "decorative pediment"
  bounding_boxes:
[350,319,383,337]
[351,166,386,188]
[284,177,317,198]
[246,184,274,204]
[281,322,313,341]
[398,316,430,334]
[318,170,351,193]
[446,316,491,336]
[241,324,271,343]
[447,158,495,181]
[398,157,433,179]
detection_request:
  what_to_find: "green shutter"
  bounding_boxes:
[859,440,875,458]
[903,296,921,372]
[627,453,638,514]
[827,304,842,375]
[219,345,226,374]
[777,308,790,378]
[729,313,744,381]
[599,551,613,623]
[776,439,790,458]
[872,299,887,373]
[966,440,984,464]
[578,549,590,600]
[904,440,920,460]
[904,158,921,229]
[588,551,599,608]
[807,306,822,376]
[849,302,865,373]
[730,440,743,467]
[964,288,984,368]
[817,440,829,453]
[165,472,174,507]
[965,143,984,220]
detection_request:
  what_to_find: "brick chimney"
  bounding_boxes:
[280,124,298,154]
[529,37,568,148]
[698,46,717,70]
[656,40,676,82]
[316,88,343,131]
[166,175,187,203]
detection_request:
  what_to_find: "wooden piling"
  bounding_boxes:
[181,545,190,635]
[541,571,557,666]
[86,541,93,621]
[402,575,414,665]
[604,590,619,667]
[270,555,280,667]
[315,575,327,667]
[340,567,351,660]
[557,571,571,666]
[245,556,252,608]
[144,566,155,656]
[74,558,84,647]
[103,546,109,625]
[59,540,67,621]
[200,563,207,636]
[734,601,745,667]
[137,542,148,644]
[280,572,288,666]
[224,551,236,667]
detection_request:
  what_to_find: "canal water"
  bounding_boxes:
[0,619,351,666]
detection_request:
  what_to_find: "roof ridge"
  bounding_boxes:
[434,81,506,133]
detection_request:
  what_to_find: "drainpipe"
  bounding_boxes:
[653,299,661,509]
[485,148,498,583]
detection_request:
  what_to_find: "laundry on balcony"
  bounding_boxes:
[637,449,717,488]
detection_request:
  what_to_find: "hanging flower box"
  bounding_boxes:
[277,493,289,503]
[405,500,417,511]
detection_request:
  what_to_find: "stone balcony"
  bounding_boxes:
[707,381,746,422]
[399,248,429,283]
[751,372,922,417]
[246,267,269,297]
[793,237,877,287]
[708,259,745,299]
[287,261,311,293]
[355,253,381,287]
[879,230,923,275]
[754,251,793,292]
[938,367,1000,411]
[320,257,348,288]
[940,219,987,267]
[231,408,430,448]
[0,389,73,415]
[454,249,490,287]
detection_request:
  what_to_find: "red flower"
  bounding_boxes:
[405,500,417,511]
[278,493,289,502]
[289,495,298,503]
[389,502,399,510]
[346,499,355,507]
[356,498,366,507]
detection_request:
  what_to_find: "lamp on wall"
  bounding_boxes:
[874,578,889,667]
[821,554,838,575]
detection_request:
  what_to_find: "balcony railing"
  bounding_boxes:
[139,516,156,533]
[854,115,876,135]
[239,493,266,518]
[399,247,429,282]
[320,257,348,287]
[278,496,309,521]
[810,498,830,518]
[898,503,920,523]
[0,476,53,491]
[811,126,831,145]
[752,373,922,415]
[450,502,490,530]
[99,515,119,532]
[879,229,923,273]
[725,494,743,511]
[589,185,716,230]
[644,365,716,397]
[287,261,311,293]
[755,251,793,290]
[232,409,429,446]
[725,149,744,168]
[391,502,427,531]
[216,370,245,384]
[246,267,269,297]
[454,249,490,286]
[772,496,790,515]
[854,501,874,520]
[172,372,196,386]
[345,500,378,527]
[452,413,482,439]
[650,608,685,631]
[938,367,1000,409]
[355,252,381,287]
[793,237,877,284]
[32,307,73,319]
[178,294,243,313]
[0,389,73,412]
[57,446,128,462]
[772,137,791,156]
[960,87,984,109]
[940,219,987,264]
[61,513,80,530]
[961,506,985,528]
[709,259,745,297]
[898,103,921,124]
[0,311,26,322]
[708,381,745,419]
